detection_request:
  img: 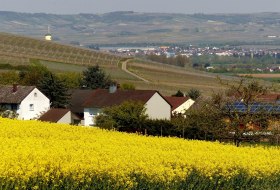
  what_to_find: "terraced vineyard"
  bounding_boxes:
[0,32,124,66]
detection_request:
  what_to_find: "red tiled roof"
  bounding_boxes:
[0,85,35,103]
[164,96,189,111]
[39,108,70,123]
[83,89,160,108]
[257,94,280,103]
[69,89,94,113]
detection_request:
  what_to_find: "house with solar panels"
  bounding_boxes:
[226,94,280,132]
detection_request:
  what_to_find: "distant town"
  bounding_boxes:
[101,45,280,59]
[99,45,280,73]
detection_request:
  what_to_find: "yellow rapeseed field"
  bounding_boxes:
[0,117,280,189]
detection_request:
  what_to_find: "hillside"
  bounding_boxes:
[2,11,280,46]
[0,32,123,66]
[0,32,275,96]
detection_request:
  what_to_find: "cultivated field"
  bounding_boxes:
[0,32,124,66]
[0,118,280,189]
[127,59,239,95]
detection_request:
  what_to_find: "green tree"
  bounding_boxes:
[95,101,148,132]
[57,72,82,89]
[172,90,184,97]
[187,88,201,100]
[19,62,51,86]
[37,73,69,108]
[0,71,19,85]
[80,65,112,89]
[220,79,270,146]
[175,79,272,146]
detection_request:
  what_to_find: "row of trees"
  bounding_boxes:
[96,79,279,146]
[172,89,201,100]
[146,54,190,67]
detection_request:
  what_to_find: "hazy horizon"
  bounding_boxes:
[1,0,280,15]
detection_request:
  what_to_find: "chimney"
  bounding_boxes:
[12,84,18,93]
[109,84,117,93]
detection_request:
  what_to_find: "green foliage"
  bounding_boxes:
[187,88,201,100]
[144,119,179,137]
[0,171,279,189]
[0,110,18,119]
[183,79,272,146]
[172,90,184,97]
[120,83,135,90]
[96,101,148,132]
[146,54,190,67]
[19,62,51,86]
[0,71,19,85]
[57,72,82,89]
[80,65,112,89]
[37,73,69,108]
[0,106,18,119]
[0,63,28,70]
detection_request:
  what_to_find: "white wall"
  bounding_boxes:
[58,111,71,124]
[172,99,195,115]
[145,93,171,120]
[84,108,101,126]
[17,88,50,120]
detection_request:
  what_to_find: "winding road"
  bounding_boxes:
[121,60,150,83]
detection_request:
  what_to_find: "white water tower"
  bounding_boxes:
[45,25,52,41]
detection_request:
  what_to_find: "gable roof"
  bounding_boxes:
[164,96,190,111]
[83,89,165,108]
[0,85,36,104]
[69,89,94,113]
[39,108,70,122]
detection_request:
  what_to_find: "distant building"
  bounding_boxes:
[45,34,52,41]
[45,25,52,41]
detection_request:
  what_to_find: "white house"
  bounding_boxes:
[0,85,50,120]
[164,96,195,115]
[74,87,171,126]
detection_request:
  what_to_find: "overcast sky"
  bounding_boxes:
[0,0,280,14]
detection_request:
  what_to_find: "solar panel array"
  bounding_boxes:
[228,102,280,113]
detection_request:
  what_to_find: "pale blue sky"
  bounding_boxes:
[0,0,280,14]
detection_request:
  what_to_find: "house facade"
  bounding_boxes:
[0,85,50,120]
[164,96,195,115]
[70,88,171,126]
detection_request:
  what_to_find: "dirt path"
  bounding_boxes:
[121,60,150,83]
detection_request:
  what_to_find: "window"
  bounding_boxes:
[29,104,34,111]
[34,92,37,97]
[11,104,18,110]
